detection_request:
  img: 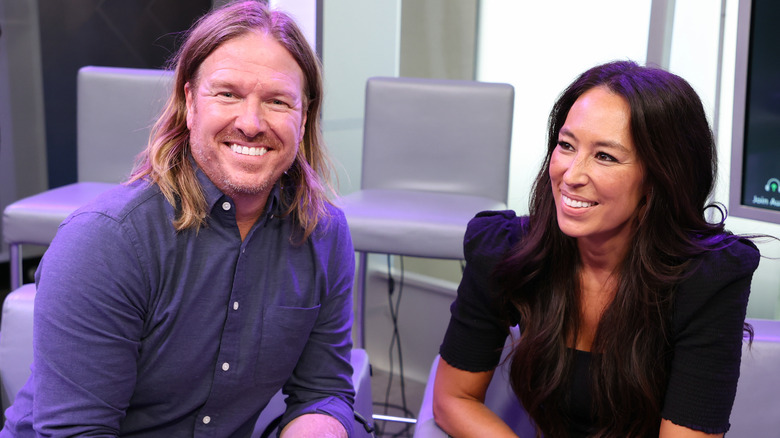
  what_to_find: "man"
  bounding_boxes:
[1,2,355,437]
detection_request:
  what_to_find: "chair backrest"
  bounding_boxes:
[729,317,780,435]
[77,66,174,183]
[361,76,514,203]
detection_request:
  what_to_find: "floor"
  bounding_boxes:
[371,367,427,438]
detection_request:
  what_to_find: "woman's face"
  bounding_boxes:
[549,86,647,251]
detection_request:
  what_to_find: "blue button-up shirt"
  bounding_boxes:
[3,167,356,437]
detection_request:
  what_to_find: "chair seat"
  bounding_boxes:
[253,348,373,437]
[3,182,115,246]
[340,189,505,259]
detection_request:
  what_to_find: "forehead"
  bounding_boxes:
[563,86,634,145]
[196,31,305,91]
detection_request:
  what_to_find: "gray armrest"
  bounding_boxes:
[0,284,37,418]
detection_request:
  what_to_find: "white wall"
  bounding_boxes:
[320,1,401,196]
[269,0,317,49]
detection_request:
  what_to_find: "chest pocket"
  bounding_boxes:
[254,304,320,387]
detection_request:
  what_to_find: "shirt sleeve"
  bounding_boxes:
[439,210,525,372]
[30,211,149,436]
[661,239,760,434]
[278,207,356,436]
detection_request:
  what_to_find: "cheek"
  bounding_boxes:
[548,153,565,182]
[603,174,643,204]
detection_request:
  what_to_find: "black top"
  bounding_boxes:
[440,210,760,435]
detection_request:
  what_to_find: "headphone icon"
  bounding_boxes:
[766,178,780,193]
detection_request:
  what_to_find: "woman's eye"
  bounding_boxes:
[596,152,617,162]
[557,141,573,150]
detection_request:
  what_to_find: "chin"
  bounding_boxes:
[555,218,588,239]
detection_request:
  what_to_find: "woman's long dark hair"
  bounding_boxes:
[493,60,742,437]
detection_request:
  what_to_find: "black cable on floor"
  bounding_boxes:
[373,255,414,438]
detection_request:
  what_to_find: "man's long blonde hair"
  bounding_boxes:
[128,1,334,241]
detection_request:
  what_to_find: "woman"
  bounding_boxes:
[433,61,760,437]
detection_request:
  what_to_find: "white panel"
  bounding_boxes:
[321,0,401,195]
[269,0,317,49]
[668,0,722,126]
[477,0,652,214]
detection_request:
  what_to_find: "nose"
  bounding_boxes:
[234,101,267,139]
[562,152,589,187]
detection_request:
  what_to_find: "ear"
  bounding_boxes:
[184,82,194,130]
[298,109,307,145]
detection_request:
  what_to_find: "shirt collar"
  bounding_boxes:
[189,154,282,220]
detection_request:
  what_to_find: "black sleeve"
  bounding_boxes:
[439,210,526,372]
[661,239,760,434]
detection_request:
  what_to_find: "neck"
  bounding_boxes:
[575,225,636,275]
[578,242,625,273]
[232,190,271,241]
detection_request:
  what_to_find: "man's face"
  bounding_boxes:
[185,31,306,201]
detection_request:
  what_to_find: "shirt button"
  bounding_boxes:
[222,362,230,371]
[222,201,231,211]
[203,415,211,424]
[233,301,239,311]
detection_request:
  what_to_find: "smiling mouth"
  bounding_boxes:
[562,194,597,208]
[229,143,268,156]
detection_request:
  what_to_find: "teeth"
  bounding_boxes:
[562,195,596,208]
[230,144,267,156]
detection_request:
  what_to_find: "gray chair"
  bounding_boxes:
[340,76,514,349]
[0,283,35,419]
[2,66,173,289]
[0,284,374,437]
[414,319,780,437]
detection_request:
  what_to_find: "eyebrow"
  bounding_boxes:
[559,127,630,154]
[207,78,301,100]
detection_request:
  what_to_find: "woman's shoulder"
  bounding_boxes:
[684,237,760,284]
[463,210,528,262]
[673,237,760,324]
